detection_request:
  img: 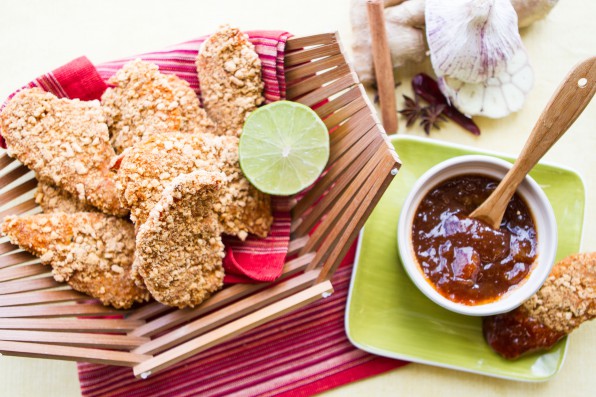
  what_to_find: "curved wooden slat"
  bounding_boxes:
[285,33,337,51]
[0,241,19,255]
[0,251,38,269]
[295,73,357,108]
[314,84,362,120]
[0,165,31,188]
[0,198,38,219]
[0,276,61,295]
[316,150,398,281]
[0,153,15,170]
[0,290,87,307]
[286,64,351,100]
[293,132,383,237]
[0,263,46,282]
[292,126,380,223]
[0,318,144,333]
[126,302,171,321]
[284,43,341,67]
[301,139,387,259]
[285,53,346,83]
[0,340,150,367]
[0,330,149,350]
[322,96,368,130]
[0,303,126,318]
[327,107,377,165]
[0,178,37,206]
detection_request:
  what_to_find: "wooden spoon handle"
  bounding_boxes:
[471,56,596,228]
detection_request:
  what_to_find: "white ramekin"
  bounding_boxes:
[397,155,557,316]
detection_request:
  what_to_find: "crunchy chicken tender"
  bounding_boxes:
[1,212,149,309]
[115,132,272,239]
[35,181,97,213]
[483,253,596,359]
[135,170,226,308]
[102,59,216,153]
[197,25,265,136]
[0,88,126,216]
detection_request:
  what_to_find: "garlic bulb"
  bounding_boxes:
[426,0,534,118]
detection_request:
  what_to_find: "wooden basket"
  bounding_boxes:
[0,32,400,378]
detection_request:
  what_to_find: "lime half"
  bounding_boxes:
[239,101,330,196]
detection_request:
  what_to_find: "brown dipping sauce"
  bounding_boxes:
[412,175,537,305]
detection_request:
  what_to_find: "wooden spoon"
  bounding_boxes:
[470,56,596,229]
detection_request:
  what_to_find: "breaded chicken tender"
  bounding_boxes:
[197,25,265,136]
[0,88,127,216]
[115,132,272,239]
[102,59,216,153]
[483,253,596,359]
[35,181,97,213]
[135,170,226,308]
[1,212,149,309]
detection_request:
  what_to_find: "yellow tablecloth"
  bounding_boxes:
[0,0,594,395]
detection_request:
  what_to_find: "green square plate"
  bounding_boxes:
[346,135,586,381]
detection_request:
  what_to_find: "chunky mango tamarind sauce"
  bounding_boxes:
[412,175,537,305]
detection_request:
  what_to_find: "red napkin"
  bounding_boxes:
[0,30,293,283]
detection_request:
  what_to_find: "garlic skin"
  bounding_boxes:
[438,48,534,118]
[426,0,534,118]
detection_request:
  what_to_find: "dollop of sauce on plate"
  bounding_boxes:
[411,175,537,305]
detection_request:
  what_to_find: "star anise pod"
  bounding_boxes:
[398,95,423,127]
[419,103,447,135]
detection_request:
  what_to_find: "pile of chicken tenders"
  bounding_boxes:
[0,26,273,309]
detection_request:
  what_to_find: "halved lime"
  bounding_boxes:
[239,101,330,196]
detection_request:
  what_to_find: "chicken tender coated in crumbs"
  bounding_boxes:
[197,25,265,136]
[483,253,596,359]
[102,59,216,153]
[1,212,149,309]
[115,132,272,239]
[523,252,596,333]
[35,181,98,213]
[135,170,226,308]
[0,88,127,216]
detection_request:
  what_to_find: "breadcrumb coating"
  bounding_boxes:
[197,25,265,136]
[35,181,98,213]
[522,252,596,334]
[102,59,216,153]
[135,170,225,308]
[1,212,149,309]
[0,88,127,216]
[115,132,272,239]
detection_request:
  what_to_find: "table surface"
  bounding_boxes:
[1,0,594,396]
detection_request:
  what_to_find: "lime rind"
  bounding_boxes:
[239,101,329,196]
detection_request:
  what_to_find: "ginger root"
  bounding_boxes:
[351,0,559,85]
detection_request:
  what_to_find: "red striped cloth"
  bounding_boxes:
[78,245,407,397]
